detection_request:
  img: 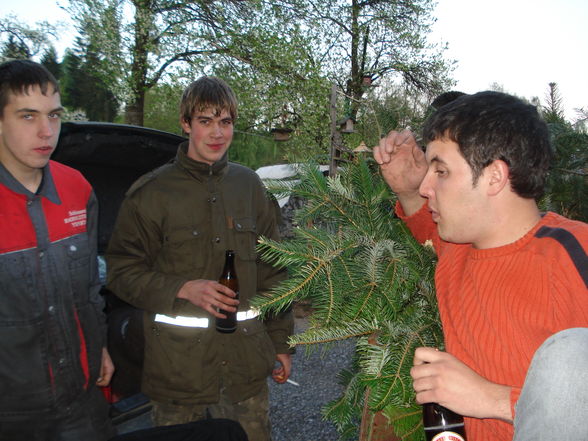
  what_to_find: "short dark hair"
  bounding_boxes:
[430,91,467,111]
[0,59,60,117]
[422,91,553,199]
[180,76,237,125]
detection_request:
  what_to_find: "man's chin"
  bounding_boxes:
[436,225,452,243]
[437,228,470,245]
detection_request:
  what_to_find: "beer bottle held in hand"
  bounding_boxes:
[423,403,467,441]
[216,250,239,333]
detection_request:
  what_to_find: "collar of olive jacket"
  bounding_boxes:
[175,141,229,181]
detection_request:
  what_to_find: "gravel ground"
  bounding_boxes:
[269,316,356,441]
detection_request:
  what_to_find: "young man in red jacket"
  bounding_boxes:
[0,59,115,440]
[374,91,588,441]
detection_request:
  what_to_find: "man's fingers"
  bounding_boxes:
[211,281,236,297]
[395,128,412,146]
[375,129,418,164]
[413,346,444,365]
[373,145,385,165]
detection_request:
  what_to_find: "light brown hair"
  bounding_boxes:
[180,76,237,125]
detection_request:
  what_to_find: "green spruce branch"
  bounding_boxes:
[251,158,443,440]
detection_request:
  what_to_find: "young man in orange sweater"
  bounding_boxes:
[374,91,588,441]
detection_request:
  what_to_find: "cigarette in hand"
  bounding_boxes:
[286,378,300,386]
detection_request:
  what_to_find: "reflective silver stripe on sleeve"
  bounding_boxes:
[154,314,209,328]
[236,308,260,321]
[154,308,260,328]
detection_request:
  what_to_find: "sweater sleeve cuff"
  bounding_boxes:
[510,386,521,420]
[394,199,428,220]
[394,201,436,245]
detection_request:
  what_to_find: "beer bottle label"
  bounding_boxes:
[431,432,465,441]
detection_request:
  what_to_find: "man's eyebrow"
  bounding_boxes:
[16,108,40,113]
[428,154,447,165]
[16,106,65,113]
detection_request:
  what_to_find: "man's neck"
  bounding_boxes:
[474,199,542,249]
[1,160,44,194]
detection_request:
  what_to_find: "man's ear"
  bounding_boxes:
[180,117,191,135]
[486,159,510,196]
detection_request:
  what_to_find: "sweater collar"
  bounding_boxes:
[175,141,228,180]
[469,212,557,259]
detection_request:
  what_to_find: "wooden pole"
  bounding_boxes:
[329,83,340,177]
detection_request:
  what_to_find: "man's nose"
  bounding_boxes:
[419,172,432,199]
[38,117,54,139]
[211,123,223,137]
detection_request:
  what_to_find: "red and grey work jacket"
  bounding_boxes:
[0,160,105,418]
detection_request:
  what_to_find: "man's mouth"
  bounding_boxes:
[34,146,54,155]
[208,144,224,151]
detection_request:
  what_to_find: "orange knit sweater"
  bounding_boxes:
[399,204,588,441]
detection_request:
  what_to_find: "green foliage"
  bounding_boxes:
[0,15,57,61]
[60,43,119,122]
[346,82,434,151]
[534,82,588,222]
[143,83,185,135]
[229,131,283,170]
[210,63,332,164]
[40,46,61,80]
[251,159,442,440]
[1,34,31,60]
[542,121,588,222]
[62,0,453,145]
[542,82,566,124]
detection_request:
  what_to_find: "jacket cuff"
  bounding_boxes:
[265,310,295,354]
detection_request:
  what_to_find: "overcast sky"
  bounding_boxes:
[2,0,587,120]
[431,0,588,119]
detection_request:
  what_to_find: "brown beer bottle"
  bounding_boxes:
[423,403,467,441]
[216,250,239,333]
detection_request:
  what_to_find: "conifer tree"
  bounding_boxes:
[251,158,442,440]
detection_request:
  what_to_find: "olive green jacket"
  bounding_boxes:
[106,143,292,404]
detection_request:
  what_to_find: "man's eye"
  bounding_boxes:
[435,169,447,176]
[49,113,62,119]
[22,114,33,120]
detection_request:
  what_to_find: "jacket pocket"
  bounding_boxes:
[232,322,275,384]
[233,217,258,261]
[143,322,215,396]
[158,227,205,275]
[64,233,92,304]
[0,321,54,414]
[0,252,36,322]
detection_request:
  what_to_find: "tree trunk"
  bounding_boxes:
[359,389,401,441]
[124,0,153,127]
[124,94,145,126]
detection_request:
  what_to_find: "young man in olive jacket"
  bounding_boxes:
[0,60,115,440]
[106,76,293,440]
